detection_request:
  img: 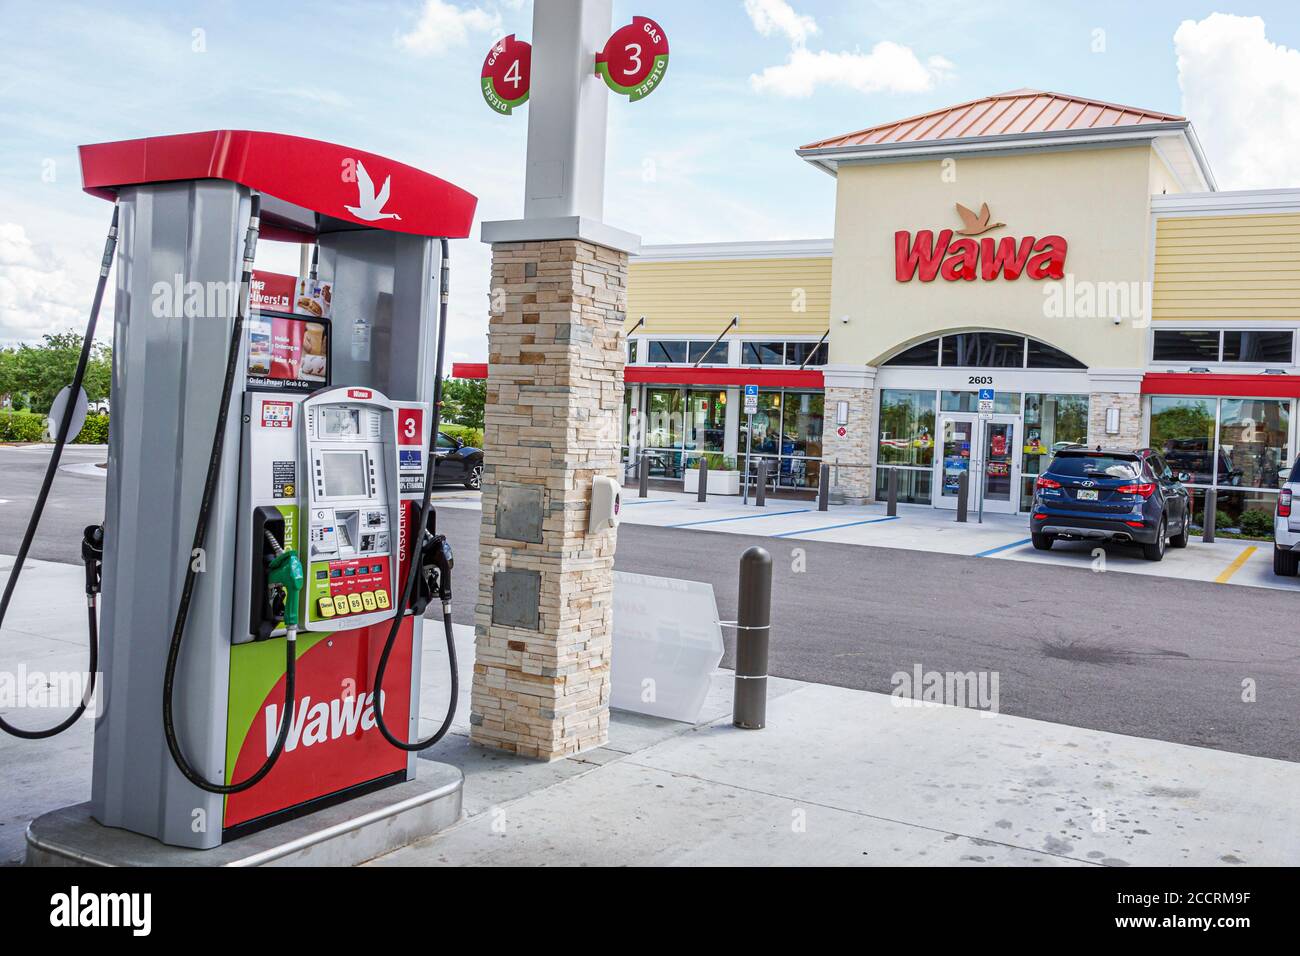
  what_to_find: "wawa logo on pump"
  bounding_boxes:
[895,203,1067,283]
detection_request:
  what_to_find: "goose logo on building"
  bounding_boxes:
[895,202,1066,283]
[345,161,402,222]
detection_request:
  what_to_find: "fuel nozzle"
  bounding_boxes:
[263,529,304,637]
[410,529,454,616]
[81,524,104,598]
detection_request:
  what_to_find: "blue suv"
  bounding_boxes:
[1030,447,1192,562]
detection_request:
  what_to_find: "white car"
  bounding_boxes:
[1273,462,1300,576]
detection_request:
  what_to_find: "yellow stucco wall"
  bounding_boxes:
[1153,213,1300,322]
[626,256,831,337]
[828,145,1158,368]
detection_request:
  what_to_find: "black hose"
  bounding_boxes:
[0,206,117,740]
[372,237,458,751]
[160,194,297,794]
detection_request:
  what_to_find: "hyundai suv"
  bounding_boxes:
[1030,447,1191,562]
[1272,457,1300,576]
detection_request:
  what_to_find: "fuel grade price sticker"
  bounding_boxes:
[481,34,531,114]
[596,16,669,102]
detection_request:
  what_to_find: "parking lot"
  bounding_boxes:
[617,491,1294,592]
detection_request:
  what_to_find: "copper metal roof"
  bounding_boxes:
[801,89,1187,151]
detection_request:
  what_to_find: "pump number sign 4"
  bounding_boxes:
[481,34,531,114]
[596,16,669,101]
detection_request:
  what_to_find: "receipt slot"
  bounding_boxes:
[301,388,400,629]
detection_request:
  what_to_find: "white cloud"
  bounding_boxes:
[751,42,954,99]
[1174,13,1300,189]
[0,222,100,345]
[397,0,501,56]
[744,0,819,48]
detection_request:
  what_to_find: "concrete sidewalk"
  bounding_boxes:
[4,555,1297,866]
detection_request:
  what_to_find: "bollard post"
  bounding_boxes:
[755,459,767,507]
[1202,487,1216,543]
[733,546,772,730]
[956,470,969,523]
[638,451,649,498]
[697,455,708,503]
[817,463,830,511]
[886,466,898,517]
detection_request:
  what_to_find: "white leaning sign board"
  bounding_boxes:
[611,571,725,723]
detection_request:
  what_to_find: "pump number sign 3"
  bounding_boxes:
[596,16,669,102]
[481,34,531,114]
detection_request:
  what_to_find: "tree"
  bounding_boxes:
[0,331,112,413]
[441,377,485,430]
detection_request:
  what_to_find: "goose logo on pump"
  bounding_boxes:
[345,161,402,223]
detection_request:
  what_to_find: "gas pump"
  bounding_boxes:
[1,130,478,849]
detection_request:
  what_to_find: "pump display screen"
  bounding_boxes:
[322,407,361,438]
[321,451,369,498]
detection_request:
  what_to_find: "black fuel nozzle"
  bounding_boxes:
[410,527,454,615]
[81,524,104,597]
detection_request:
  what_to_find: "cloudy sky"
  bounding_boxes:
[1,1,1298,361]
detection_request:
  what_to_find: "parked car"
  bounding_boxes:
[1272,458,1300,576]
[433,432,484,489]
[1029,447,1191,561]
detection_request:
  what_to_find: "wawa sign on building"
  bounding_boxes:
[895,203,1067,282]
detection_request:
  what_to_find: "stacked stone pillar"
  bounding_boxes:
[820,365,878,504]
[1085,370,1146,450]
[470,238,626,759]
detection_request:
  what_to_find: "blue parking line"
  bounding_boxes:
[772,515,900,538]
[975,537,1033,558]
[668,508,811,528]
[621,498,674,506]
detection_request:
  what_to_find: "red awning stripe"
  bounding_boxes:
[1142,372,1300,399]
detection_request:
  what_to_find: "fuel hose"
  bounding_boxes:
[0,206,118,739]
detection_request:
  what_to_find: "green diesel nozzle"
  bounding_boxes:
[267,548,304,632]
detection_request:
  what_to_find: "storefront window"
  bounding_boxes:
[1020,393,1089,509]
[645,387,684,477]
[780,392,823,488]
[941,390,1021,414]
[1149,397,1217,485]
[878,390,936,467]
[1217,398,1289,489]
[684,389,726,453]
[742,342,784,365]
[941,332,1025,367]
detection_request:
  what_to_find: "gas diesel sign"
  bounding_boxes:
[895,203,1067,283]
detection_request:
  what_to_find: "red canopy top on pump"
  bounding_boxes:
[79,130,477,240]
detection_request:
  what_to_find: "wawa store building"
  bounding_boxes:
[459,90,1300,524]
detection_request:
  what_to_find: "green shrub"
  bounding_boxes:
[441,423,484,448]
[0,410,47,442]
[686,452,736,470]
[1238,509,1273,539]
[74,413,110,444]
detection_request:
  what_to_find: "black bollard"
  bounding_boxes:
[638,452,649,499]
[733,546,772,730]
[1203,487,1217,543]
[817,463,830,511]
[755,459,767,507]
[886,466,898,517]
[697,455,708,502]
[956,470,969,523]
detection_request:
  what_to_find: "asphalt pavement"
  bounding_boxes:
[4,444,1298,763]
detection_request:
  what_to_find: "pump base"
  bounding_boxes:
[23,762,461,867]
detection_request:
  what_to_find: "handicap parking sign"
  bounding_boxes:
[978,387,995,413]
[744,384,759,414]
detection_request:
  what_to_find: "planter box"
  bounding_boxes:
[683,469,741,495]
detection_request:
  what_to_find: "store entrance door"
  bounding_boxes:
[934,413,1021,515]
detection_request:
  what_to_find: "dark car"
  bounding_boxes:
[433,432,484,489]
[1029,447,1192,561]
